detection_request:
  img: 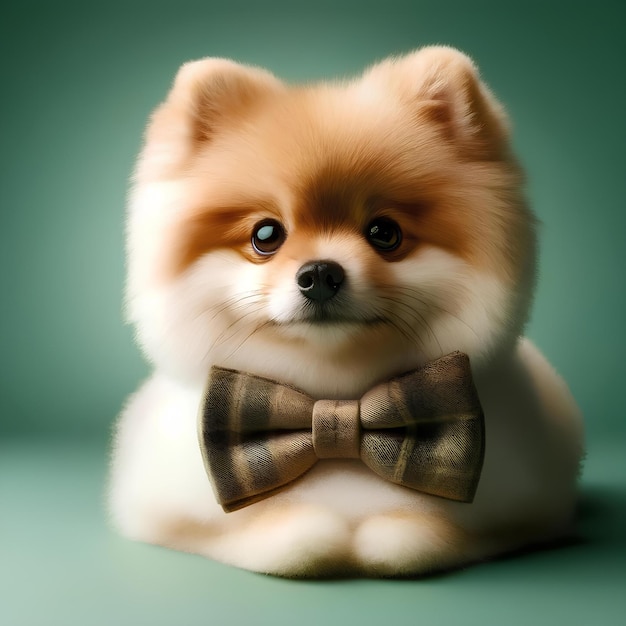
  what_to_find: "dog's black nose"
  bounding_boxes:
[296,261,345,302]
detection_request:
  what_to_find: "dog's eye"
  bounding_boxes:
[251,219,286,256]
[365,218,402,252]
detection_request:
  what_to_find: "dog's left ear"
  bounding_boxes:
[367,47,510,160]
[137,59,283,178]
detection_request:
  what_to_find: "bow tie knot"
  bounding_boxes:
[199,352,485,512]
[312,400,361,459]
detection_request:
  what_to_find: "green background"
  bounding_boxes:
[1,1,624,624]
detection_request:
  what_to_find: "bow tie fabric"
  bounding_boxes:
[198,352,485,512]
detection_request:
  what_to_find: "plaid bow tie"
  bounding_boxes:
[198,352,485,512]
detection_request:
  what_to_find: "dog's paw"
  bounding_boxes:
[354,511,469,576]
[208,504,353,577]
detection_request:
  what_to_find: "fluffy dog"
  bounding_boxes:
[108,47,583,576]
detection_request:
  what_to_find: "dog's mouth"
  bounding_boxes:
[292,316,385,328]
[276,300,386,328]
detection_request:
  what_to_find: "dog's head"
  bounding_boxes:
[125,47,536,396]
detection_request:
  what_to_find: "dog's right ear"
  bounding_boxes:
[364,47,510,161]
[139,59,283,177]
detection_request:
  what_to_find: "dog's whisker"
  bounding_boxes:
[388,286,480,339]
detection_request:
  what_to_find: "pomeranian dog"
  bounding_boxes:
[108,46,583,577]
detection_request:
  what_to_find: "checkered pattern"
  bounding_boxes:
[198,352,485,512]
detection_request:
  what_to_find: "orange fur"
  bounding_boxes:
[141,53,533,293]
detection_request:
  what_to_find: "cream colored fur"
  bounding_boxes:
[108,47,583,577]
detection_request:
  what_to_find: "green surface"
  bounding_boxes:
[1,437,625,626]
[1,1,625,624]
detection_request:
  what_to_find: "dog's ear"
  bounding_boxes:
[367,47,510,160]
[139,59,282,176]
